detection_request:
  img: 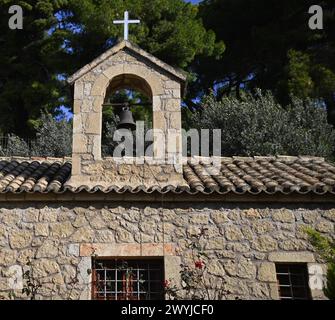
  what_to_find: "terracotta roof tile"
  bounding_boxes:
[0,156,335,195]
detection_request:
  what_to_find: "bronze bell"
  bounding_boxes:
[117,106,136,131]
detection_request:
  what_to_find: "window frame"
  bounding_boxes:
[275,263,312,300]
[91,257,165,301]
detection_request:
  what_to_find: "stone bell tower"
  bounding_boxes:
[66,40,187,190]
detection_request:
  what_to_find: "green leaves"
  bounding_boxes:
[305,227,335,263]
[324,264,335,300]
[0,0,224,135]
[305,227,335,300]
[0,134,30,157]
[0,0,70,136]
[193,0,335,123]
[0,112,72,157]
[190,91,335,159]
[285,49,335,102]
[66,0,223,69]
[287,50,314,99]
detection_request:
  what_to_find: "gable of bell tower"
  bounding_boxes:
[67,41,187,189]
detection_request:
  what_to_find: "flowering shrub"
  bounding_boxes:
[165,227,229,300]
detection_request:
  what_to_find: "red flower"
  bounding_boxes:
[163,280,170,288]
[195,260,204,269]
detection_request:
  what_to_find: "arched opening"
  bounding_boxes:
[101,74,153,157]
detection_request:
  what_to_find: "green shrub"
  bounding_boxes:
[190,90,335,159]
[31,112,72,157]
[306,228,335,300]
[0,112,72,157]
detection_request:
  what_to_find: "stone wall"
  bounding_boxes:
[73,158,188,189]
[0,201,334,300]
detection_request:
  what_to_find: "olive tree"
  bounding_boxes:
[0,112,72,157]
[190,90,335,159]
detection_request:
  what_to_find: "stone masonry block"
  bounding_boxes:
[74,82,84,100]
[153,111,167,131]
[258,262,277,282]
[71,155,81,175]
[152,96,162,112]
[92,96,104,113]
[73,100,81,114]
[85,112,101,135]
[91,74,108,96]
[73,134,88,154]
[103,64,124,79]
[268,251,315,263]
[169,111,182,130]
[73,114,83,134]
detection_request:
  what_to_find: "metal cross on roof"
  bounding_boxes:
[113,11,140,41]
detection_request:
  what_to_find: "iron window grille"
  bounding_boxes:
[276,264,311,300]
[92,258,165,300]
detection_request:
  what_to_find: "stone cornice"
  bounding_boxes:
[1,191,335,203]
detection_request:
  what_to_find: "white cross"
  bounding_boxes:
[113,11,140,41]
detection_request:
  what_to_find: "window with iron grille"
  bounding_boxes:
[92,258,165,300]
[276,264,311,300]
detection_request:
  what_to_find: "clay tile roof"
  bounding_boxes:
[1,156,335,195]
[0,157,72,194]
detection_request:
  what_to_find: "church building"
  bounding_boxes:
[0,37,335,300]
